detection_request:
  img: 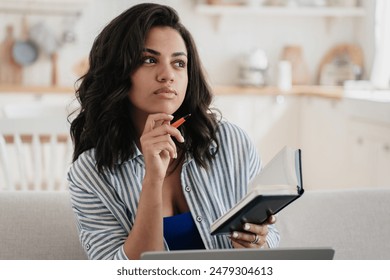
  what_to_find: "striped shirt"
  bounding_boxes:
[67,120,280,260]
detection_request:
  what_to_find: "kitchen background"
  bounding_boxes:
[0,0,377,86]
[0,0,389,190]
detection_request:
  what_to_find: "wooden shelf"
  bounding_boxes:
[0,85,74,94]
[196,4,365,17]
[212,85,344,99]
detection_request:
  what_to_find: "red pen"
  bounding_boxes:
[171,114,191,128]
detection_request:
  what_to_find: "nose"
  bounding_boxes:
[156,63,175,83]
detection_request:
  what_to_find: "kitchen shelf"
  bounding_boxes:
[0,0,89,16]
[212,85,344,99]
[0,85,74,94]
[195,4,365,17]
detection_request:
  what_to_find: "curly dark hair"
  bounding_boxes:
[70,3,220,173]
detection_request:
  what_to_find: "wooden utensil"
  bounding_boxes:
[0,25,22,85]
[281,45,310,85]
[72,57,89,78]
[51,52,58,86]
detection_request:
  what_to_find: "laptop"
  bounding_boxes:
[140,247,335,260]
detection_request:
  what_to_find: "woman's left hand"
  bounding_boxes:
[230,215,276,249]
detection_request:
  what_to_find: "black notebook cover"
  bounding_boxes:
[210,193,303,235]
[210,148,304,235]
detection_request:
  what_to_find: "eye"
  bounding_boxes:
[174,60,186,68]
[143,56,157,64]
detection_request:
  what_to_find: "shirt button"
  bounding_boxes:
[196,216,202,222]
[85,243,91,250]
[185,186,191,192]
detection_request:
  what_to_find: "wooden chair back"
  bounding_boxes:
[0,117,72,190]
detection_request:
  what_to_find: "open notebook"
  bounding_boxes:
[140,247,335,260]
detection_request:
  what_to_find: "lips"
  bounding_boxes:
[154,86,177,96]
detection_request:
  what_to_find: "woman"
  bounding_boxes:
[68,3,279,260]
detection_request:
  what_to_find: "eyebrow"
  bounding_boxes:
[143,48,187,57]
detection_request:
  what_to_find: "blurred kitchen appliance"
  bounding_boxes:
[317,43,364,86]
[238,48,269,86]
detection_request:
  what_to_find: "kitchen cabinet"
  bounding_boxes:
[212,94,301,162]
[213,89,390,190]
[299,96,349,189]
[344,98,390,187]
[299,96,390,189]
[213,93,300,168]
[347,117,390,188]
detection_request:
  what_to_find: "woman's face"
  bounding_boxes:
[129,26,188,122]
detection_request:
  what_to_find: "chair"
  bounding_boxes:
[0,117,72,191]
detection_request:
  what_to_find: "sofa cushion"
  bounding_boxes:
[277,188,390,259]
[0,191,87,260]
[1,188,389,260]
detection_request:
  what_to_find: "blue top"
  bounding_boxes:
[163,212,205,250]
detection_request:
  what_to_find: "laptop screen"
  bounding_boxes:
[140,247,335,260]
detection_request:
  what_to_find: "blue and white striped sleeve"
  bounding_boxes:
[67,152,130,260]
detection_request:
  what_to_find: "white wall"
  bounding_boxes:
[0,0,375,87]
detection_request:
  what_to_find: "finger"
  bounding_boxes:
[267,215,277,224]
[230,233,262,248]
[153,136,178,159]
[231,231,260,244]
[142,135,177,159]
[145,124,185,143]
[143,132,178,154]
[230,239,247,249]
[243,223,268,236]
[143,114,174,133]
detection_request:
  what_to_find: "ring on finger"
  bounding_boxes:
[251,234,260,244]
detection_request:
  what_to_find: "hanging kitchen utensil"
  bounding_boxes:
[50,52,59,86]
[0,25,23,84]
[12,17,39,66]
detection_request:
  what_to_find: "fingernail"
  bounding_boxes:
[270,215,276,223]
[180,136,185,143]
[244,223,250,231]
[232,232,238,239]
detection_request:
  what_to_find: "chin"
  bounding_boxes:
[153,106,181,115]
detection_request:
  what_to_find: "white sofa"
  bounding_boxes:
[0,188,389,260]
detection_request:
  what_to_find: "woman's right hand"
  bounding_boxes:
[140,113,185,181]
